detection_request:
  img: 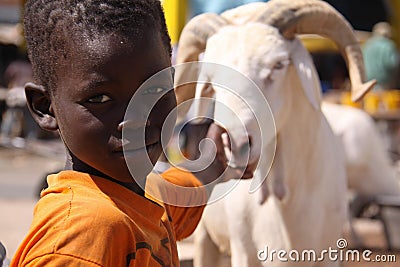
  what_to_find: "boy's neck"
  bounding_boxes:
[64,152,145,196]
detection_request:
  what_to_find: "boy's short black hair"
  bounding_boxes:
[24,0,172,91]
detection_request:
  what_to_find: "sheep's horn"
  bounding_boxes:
[256,0,375,101]
[175,13,229,120]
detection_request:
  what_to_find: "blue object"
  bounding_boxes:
[189,0,268,16]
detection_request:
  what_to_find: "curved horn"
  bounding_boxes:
[255,0,375,101]
[174,14,229,121]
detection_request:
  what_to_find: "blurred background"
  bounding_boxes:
[1,0,400,265]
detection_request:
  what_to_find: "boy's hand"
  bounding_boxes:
[191,123,253,186]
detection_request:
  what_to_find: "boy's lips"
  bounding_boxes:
[120,143,161,173]
[113,141,159,153]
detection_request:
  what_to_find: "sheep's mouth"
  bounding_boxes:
[227,163,255,179]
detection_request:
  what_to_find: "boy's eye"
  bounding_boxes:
[87,94,112,103]
[142,87,167,95]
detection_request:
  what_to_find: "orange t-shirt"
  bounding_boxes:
[11,168,206,267]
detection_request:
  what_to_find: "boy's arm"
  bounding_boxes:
[178,123,247,194]
[150,123,249,204]
[147,123,250,240]
[156,168,207,240]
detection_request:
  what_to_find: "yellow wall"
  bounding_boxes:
[389,0,400,47]
[161,0,187,45]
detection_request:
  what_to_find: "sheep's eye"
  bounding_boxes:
[143,87,167,95]
[88,94,112,103]
[274,62,284,69]
[274,60,289,70]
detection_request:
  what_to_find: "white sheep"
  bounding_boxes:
[321,102,400,197]
[321,102,400,248]
[173,0,376,266]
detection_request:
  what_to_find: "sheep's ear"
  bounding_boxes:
[290,39,321,110]
[189,82,216,124]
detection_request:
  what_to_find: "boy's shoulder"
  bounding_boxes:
[16,171,141,266]
[38,171,133,228]
[39,170,166,226]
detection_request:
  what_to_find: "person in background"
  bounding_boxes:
[363,21,399,90]
[0,60,36,147]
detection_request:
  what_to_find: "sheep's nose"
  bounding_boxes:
[229,135,252,167]
[238,143,249,158]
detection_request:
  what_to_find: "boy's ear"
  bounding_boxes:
[25,82,58,131]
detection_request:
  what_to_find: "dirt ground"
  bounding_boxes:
[341,219,399,267]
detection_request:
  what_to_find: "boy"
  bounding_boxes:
[11,0,251,266]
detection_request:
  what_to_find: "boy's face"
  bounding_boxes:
[49,32,175,184]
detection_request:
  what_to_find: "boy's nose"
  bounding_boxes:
[117,120,150,132]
